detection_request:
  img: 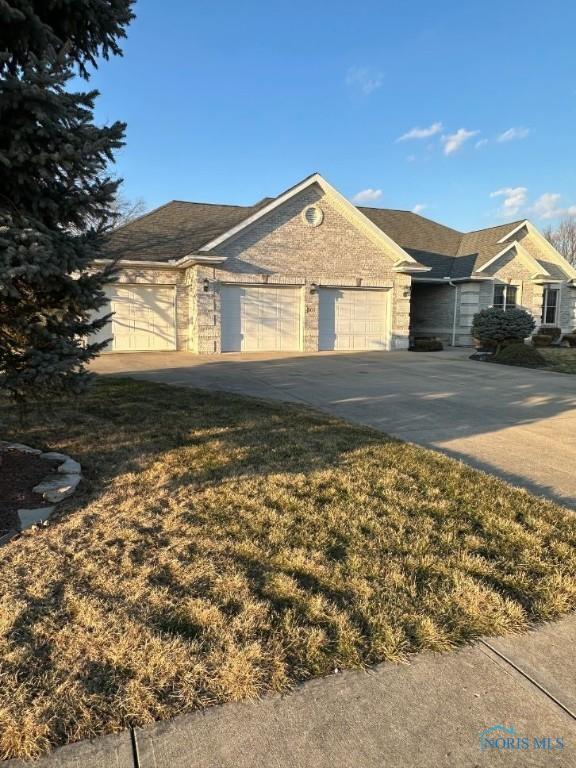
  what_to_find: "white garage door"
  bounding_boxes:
[220,285,301,352]
[319,288,390,351]
[94,285,176,352]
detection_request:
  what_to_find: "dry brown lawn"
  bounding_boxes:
[2,377,576,760]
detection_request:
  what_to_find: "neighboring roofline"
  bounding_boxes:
[196,172,419,264]
[475,241,551,277]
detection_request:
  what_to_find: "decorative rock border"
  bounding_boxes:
[0,442,82,543]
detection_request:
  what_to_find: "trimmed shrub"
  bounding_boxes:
[539,326,562,342]
[494,343,547,368]
[563,334,576,348]
[413,339,443,351]
[532,334,553,347]
[472,307,536,353]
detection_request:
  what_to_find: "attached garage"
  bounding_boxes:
[220,285,302,352]
[96,285,176,352]
[318,288,390,351]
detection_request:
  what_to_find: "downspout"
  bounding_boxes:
[447,279,458,347]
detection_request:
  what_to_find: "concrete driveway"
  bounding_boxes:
[93,348,576,508]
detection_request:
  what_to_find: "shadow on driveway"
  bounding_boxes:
[92,350,576,508]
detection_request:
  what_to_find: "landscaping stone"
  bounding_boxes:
[40,451,69,462]
[33,474,81,503]
[4,442,41,455]
[0,529,19,547]
[57,457,81,474]
[17,506,55,531]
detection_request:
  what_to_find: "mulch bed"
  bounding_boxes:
[0,449,55,533]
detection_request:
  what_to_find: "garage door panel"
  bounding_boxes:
[319,289,389,351]
[221,285,301,352]
[94,286,176,352]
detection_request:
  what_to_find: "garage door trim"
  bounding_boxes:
[98,283,178,353]
[318,287,392,352]
[220,283,303,353]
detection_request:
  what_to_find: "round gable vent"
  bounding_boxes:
[303,205,324,227]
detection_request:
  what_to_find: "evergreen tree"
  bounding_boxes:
[0,1,134,402]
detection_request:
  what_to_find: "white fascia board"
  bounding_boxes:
[93,255,227,269]
[475,241,550,278]
[497,220,529,243]
[524,221,576,279]
[475,242,517,272]
[195,173,418,264]
[393,262,431,273]
[174,254,227,267]
[93,258,183,269]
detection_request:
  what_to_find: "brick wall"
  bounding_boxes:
[191,185,412,353]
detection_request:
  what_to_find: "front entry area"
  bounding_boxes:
[220,285,302,352]
[318,288,390,351]
[95,285,177,352]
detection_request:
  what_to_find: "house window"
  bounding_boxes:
[493,284,518,310]
[542,286,559,325]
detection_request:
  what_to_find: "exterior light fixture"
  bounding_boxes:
[203,278,210,292]
[310,282,318,294]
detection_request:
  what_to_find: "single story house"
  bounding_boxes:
[96,173,576,353]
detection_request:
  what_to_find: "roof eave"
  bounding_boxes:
[93,254,227,269]
[393,260,431,274]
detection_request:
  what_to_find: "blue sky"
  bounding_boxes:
[88,0,576,232]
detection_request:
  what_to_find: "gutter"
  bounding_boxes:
[92,254,227,269]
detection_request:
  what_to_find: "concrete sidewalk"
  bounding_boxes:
[7,617,576,767]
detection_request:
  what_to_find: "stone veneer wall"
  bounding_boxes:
[188,184,412,354]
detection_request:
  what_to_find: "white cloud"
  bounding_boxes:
[345,67,383,95]
[490,187,528,217]
[475,138,488,149]
[441,128,480,155]
[406,154,417,163]
[352,188,383,204]
[497,127,530,143]
[412,203,427,214]
[531,192,576,220]
[396,122,442,142]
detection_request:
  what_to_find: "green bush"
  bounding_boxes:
[563,334,576,348]
[472,307,536,353]
[532,334,553,347]
[413,338,444,351]
[539,326,562,342]
[494,343,547,368]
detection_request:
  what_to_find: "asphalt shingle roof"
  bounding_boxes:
[103,195,568,280]
[104,198,274,262]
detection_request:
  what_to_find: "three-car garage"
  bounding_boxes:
[96,283,391,354]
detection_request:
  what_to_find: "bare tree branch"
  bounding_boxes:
[544,215,576,266]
